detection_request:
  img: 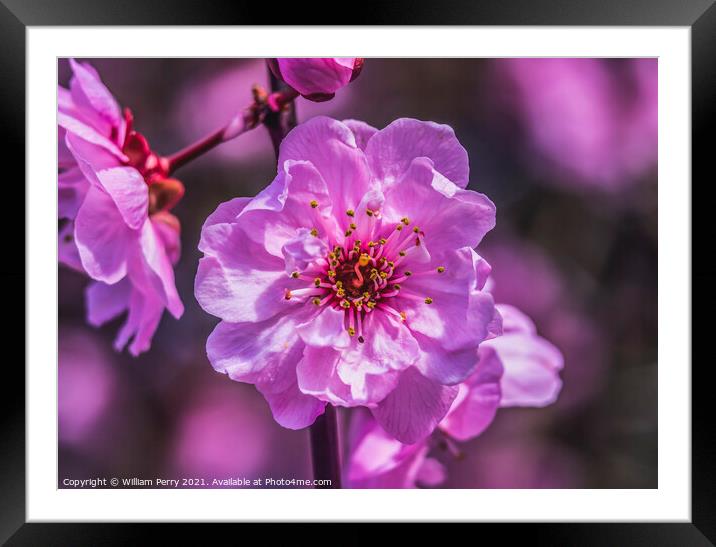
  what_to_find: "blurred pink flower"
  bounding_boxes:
[58,59,184,355]
[195,116,499,443]
[172,385,272,480]
[346,302,563,488]
[59,328,116,444]
[495,58,657,192]
[484,239,607,410]
[270,58,364,102]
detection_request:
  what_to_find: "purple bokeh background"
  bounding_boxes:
[58,58,657,488]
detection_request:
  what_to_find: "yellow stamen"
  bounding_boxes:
[284,290,292,300]
[314,278,321,287]
[327,270,336,278]
[399,311,407,321]
[311,297,321,306]
[310,200,319,208]
[413,226,420,233]
[399,251,406,257]
[350,223,357,230]
[310,228,318,237]
[424,297,433,304]
[396,224,404,231]
[337,289,346,297]
[346,209,355,217]
[366,301,377,309]
[366,209,374,217]
[345,229,353,237]
[392,284,401,290]
[437,266,446,273]
[348,327,356,336]
[340,300,351,309]
[379,238,387,245]
[358,253,371,267]
[290,272,299,279]
[404,270,412,276]
[401,217,410,225]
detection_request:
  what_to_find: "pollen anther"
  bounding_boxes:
[310,200,319,208]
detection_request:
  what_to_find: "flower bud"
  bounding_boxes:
[268,58,364,102]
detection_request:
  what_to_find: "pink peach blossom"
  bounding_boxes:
[495,58,657,192]
[195,116,499,443]
[58,59,184,355]
[346,303,563,488]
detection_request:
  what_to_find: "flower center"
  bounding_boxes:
[287,207,441,343]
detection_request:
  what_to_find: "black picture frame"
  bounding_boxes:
[2,0,712,543]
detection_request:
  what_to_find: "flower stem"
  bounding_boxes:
[164,128,226,174]
[309,405,342,488]
[262,64,340,487]
[165,105,262,174]
[264,66,297,158]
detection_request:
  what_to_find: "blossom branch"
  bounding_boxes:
[165,96,265,174]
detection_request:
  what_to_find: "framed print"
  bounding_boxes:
[3,0,713,543]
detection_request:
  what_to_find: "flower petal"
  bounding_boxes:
[372,366,458,444]
[59,113,125,161]
[383,157,495,252]
[346,410,429,488]
[198,197,252,254]
[277,58,353,96]
[297,312,418,407]
[296,306,351,349]
[397,248,498,384]
[365,118,470,188]
[278,117,372,220]
[195,220,300,323]
[85,279,131,326]
[114,289,164,356]
[206,310,308,387]
[282,227,329,275]
[440,345,504,441]
[259,375,326,430]
[486,306,564,408]
[74,186,132,284]
[68,58,122,130]
[128,218,183,318]
[342,119,378,151]
[95,167,149,230]
[231,161,341,258]
[58,167,90,220]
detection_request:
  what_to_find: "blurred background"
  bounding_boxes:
[58,58,657,489]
